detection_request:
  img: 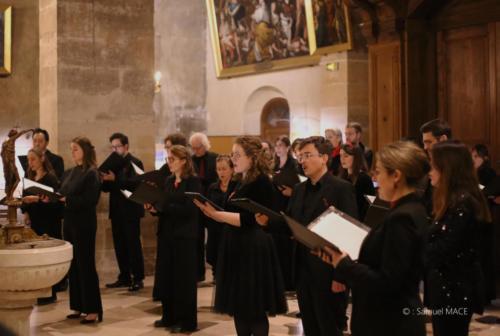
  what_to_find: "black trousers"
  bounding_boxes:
[296,267,347,336]
[159,238,198,330]
[111,217,144,281]
[64,221,102,315]
[197,222,206,281]
[432,309,472,336]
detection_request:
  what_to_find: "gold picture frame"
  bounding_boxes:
[0,5,12,75]
[206,0,320,79]
[306,0,353,56]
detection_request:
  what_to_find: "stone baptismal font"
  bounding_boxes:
[0,129,73,336]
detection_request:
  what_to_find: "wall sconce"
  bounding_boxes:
[326,62,339,72]
[154,71,162,93]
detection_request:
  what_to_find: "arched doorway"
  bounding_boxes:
[260,98,290,143]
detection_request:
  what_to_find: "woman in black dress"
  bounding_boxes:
[195,136,287,336]
[316,141,429,336]
[426,141,491,336]
[22,148,62,305]
[146,145,201,333]
[337,143,375,220]
[272,135,298,291]
[59,137,102,323]
[206,155,237,282]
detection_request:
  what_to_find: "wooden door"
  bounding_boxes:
[260,98,290,143]
[369,42,403,151]
[437,23,499,168]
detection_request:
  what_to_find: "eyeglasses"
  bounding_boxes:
[111,145,124,150]
[230,152,242,160]
[297,153,323,162]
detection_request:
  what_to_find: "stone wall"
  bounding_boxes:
[0,0,39,136]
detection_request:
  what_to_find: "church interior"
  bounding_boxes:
[1,0,500,335]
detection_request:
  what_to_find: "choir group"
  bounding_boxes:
[17,119,500,336]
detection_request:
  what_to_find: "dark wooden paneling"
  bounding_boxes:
[369,42,402,150]
[438,23,498,166]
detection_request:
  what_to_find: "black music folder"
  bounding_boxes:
[185,192,224,211]
[273,170,306,188]
[18,155,28,172]
[98,152,127,173]
[130,169,166,187]
[128,182,166,211]
[228,198,282,221]
[284,206,370,259]
[363,195,390,228]
[23,178,63,202]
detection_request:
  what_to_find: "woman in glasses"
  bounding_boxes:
[195,136,287,336]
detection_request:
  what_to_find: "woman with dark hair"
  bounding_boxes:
[205,155,238,281]
[471,144,497,187]
[22,148,62,305]
[426,141,491,336]
[338,143,374,220]
[59,137,102,323]
[315,141,429,336]
[146,145,202,333]
[195,136,287,336]
[272,135,298,291]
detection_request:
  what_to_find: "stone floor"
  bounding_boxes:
[30,272,500,336]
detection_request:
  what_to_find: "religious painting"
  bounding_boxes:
[0,5,12,76]
[306,0,353,55]
[207,0,320,78]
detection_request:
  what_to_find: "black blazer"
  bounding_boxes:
[287,172,358,287]
[335,193,427,336]
[46,150,65,179]
[192,151,218,193]
[157,175,202,240]
[424,193,485,314]
[101,153,145,220]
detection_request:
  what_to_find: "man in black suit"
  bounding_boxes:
[287,136,358,336]
[189,132,218,282]
[345,122,373,169]
[419,119,452,215]
[102,133,145,292]
[32,128,64,179]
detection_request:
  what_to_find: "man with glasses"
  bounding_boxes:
[102,133,145,292]
[189,132,219,282]
[287,136,358,336]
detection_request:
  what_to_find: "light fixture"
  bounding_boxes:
[154,71,162,92]
[326,62,339,72]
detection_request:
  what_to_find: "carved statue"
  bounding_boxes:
[1,128,33,202]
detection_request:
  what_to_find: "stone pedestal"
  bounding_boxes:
[0,240,72,336]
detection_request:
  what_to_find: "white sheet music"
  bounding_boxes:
[308,207,369,260]
[479,184,485,190]
[121,190,132,198]
[131,162,144,175]
[298,175,307,183]
[23,178,54,193]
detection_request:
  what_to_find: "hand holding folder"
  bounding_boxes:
[99,152,127,173]
[23,178,63,202]
[185,192,224,211]
[127,181,166,211]
[228,198,282,222]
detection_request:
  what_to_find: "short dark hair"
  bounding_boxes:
[164,133,187,147]
[299,136,333,156]
[346,122,363,134]
[33,128,50,142]
[472,144,490,162]
[291,138,303,151]
[419,119,452,138]
[109,132,129,146]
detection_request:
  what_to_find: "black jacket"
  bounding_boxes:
[46,150,65,179]
[192,151,218,193]
[335,193,427,336]
[424,193,485,314]
[101,153,144,220]
[157,175,202,240]
[287,172,358,287]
